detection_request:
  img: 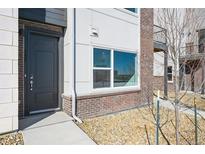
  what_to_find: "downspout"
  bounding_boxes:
[71,8,82,123]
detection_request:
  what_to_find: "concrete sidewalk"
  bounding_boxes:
[158,98,205,118]
[20,112,96,145]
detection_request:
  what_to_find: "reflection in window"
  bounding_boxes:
[94,48,111,68]
[93,48,111,88]
[93,70,111,88]
[114,51,137,87]
[124,8,138,13]
[167,66,173,81]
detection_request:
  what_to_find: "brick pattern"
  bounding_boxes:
[153,76,175,92]
[18,19,63,118]
[62,9,154,119]
[184,66,203,92]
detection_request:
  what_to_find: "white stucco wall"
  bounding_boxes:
[0,8,18,134]
[64,8,140,96]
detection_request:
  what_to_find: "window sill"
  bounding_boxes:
[93,86,140,92]
[77,86,141,99]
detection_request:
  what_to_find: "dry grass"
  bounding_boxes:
[79,106,205,145]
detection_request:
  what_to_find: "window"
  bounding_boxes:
[93,48,111,88]
[114,51,137,87]
[124,8,138,13]
[93,47,138,89]
[186,42,194,54]
[167,66,173,82]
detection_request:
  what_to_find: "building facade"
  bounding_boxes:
[153,8,205,94]
[0,8,154,134]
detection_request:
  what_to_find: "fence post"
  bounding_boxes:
[194,97,198,145]
[156,90,160,145]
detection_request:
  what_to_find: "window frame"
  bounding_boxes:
[93,47,112,89]
[114,8,139,17]
[124,8,138,14]
[167,66,173,83]
[92,46,140,92]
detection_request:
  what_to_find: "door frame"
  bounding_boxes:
[24,26,64,116]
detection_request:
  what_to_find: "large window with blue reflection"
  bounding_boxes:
[94,48,111,68]
[93,47,138,89]
[114,51,137,87]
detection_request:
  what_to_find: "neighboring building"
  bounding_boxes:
[153,8,205,94]
[0,8,154,134]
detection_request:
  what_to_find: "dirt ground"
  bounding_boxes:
[79,106,205,145]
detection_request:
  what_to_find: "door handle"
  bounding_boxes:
[30,75,34,91]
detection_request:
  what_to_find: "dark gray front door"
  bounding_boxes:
[26,31,59,114]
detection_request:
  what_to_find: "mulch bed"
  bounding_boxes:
[78,106,205,145]
[0,131,24,145]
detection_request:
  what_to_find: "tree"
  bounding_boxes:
[155,8,205,144]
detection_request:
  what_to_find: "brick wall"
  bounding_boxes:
[63,9,154,119]
[153,76,175,92]
[184,66,204,92]
[18,19,63,118]
[0,9,18,134]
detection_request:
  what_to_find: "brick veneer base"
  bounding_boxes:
[63,90,149,119]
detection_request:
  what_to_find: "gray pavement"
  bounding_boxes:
[20,112,96,145]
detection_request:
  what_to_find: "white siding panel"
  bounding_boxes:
[0,15,18,32]
[0,89,12,103]
[0,103,18,118]
[0,30,12,45]
[0,75,18,88]
[76,44,91,82]
[0,117,12,133]
[0,46,18,60]
[0,9,12,17]
[91,10,139,51]
[0,60,12,74]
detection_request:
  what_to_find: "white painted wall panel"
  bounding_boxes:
[12,32,18,46]
[0,9,12,17]
[12,116,18,130]
[0,8,18,134]
[0,30,12,45]
[0,75,18,88]
[0,117,12,133]
[0,46,18,60]
[76,44,91,82]
[76,9,91,44]
[0,60,12,74]
[0,89,12,103]
[0,15,18,32]
[0,103,18,118]
[12,88,18,102]
[91,11,139,50]
[12,60,18,74]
